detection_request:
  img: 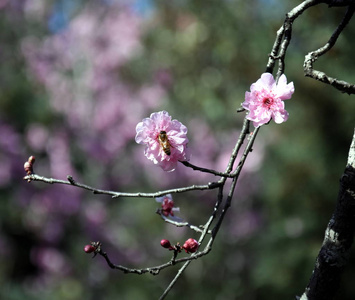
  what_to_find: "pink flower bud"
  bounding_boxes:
[28,156,36,165]
[24,156,36,175]
[182,238,199,254]
[24,161,32,175]
[84,244,96,253]
[160,239,172,249]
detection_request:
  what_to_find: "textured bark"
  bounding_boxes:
[300,165,355,300]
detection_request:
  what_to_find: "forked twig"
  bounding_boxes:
[304,4,355,94]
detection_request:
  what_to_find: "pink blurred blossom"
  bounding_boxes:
[84,202,107,226]
[0,157,11,186]
[242,73,294,127]
[135,111,190,172]
[47,131,76,179]
[31,247,70,275]
[21,3,168,165]
[0,123,21,155]
[26,123,49,152]
[154,69,173,89]
[21,4,143,125]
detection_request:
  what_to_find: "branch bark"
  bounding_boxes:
[303,4,355,94]
[299,129,355,300]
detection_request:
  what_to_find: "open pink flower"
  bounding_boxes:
[135,111,190,172]
[242,73,294,128]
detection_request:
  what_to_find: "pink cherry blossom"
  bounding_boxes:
[135,111,190,172]
[242,73,295,128]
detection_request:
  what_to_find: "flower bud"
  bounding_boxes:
[24,162,33,175]
[182,238,199,254]
[160,239,172,249]
[24,156,36,175]
[84,244,96,253]
[28,156,36,165]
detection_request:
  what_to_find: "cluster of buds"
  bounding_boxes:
[160,238,199,254]
[83,241,102,258]
[24,156,35,175]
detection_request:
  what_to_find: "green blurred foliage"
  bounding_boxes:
[0,0,354,299]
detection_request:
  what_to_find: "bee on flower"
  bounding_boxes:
[135,111,190,172]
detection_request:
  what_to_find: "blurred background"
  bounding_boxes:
[0,0,355,299]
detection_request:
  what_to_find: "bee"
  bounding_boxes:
[158,130,172,156]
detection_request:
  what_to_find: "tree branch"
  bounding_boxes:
[303,4,355,94]
[322,0,355,7]
[266,0,320,76]
[23,173,221,198]
[347,128,355,168]
[179,161,234,178]
[299,129,355,300]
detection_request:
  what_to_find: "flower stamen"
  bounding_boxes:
[263,97,272,107]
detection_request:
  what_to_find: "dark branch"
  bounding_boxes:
[322,0,355,7]
[303,4,355,94]
[266,0,320,75]
[299,130,355,300]
[179,161,234,178]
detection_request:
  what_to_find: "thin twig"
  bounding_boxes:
[23,174,221,198]
[231,126,260,178]
[303,4,355,94]
[267,0,320,76]
[98,243,212,276]
[158,213,206,233]
[179,161,234,178]
[224,117,251,174]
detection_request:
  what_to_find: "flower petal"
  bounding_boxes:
[276,74,295,100]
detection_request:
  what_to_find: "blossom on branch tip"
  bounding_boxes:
[242,73,294,128]
[84,245,96,253]
[24,156,35,175]
[83,241,101,257]
[135,111,190,172]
